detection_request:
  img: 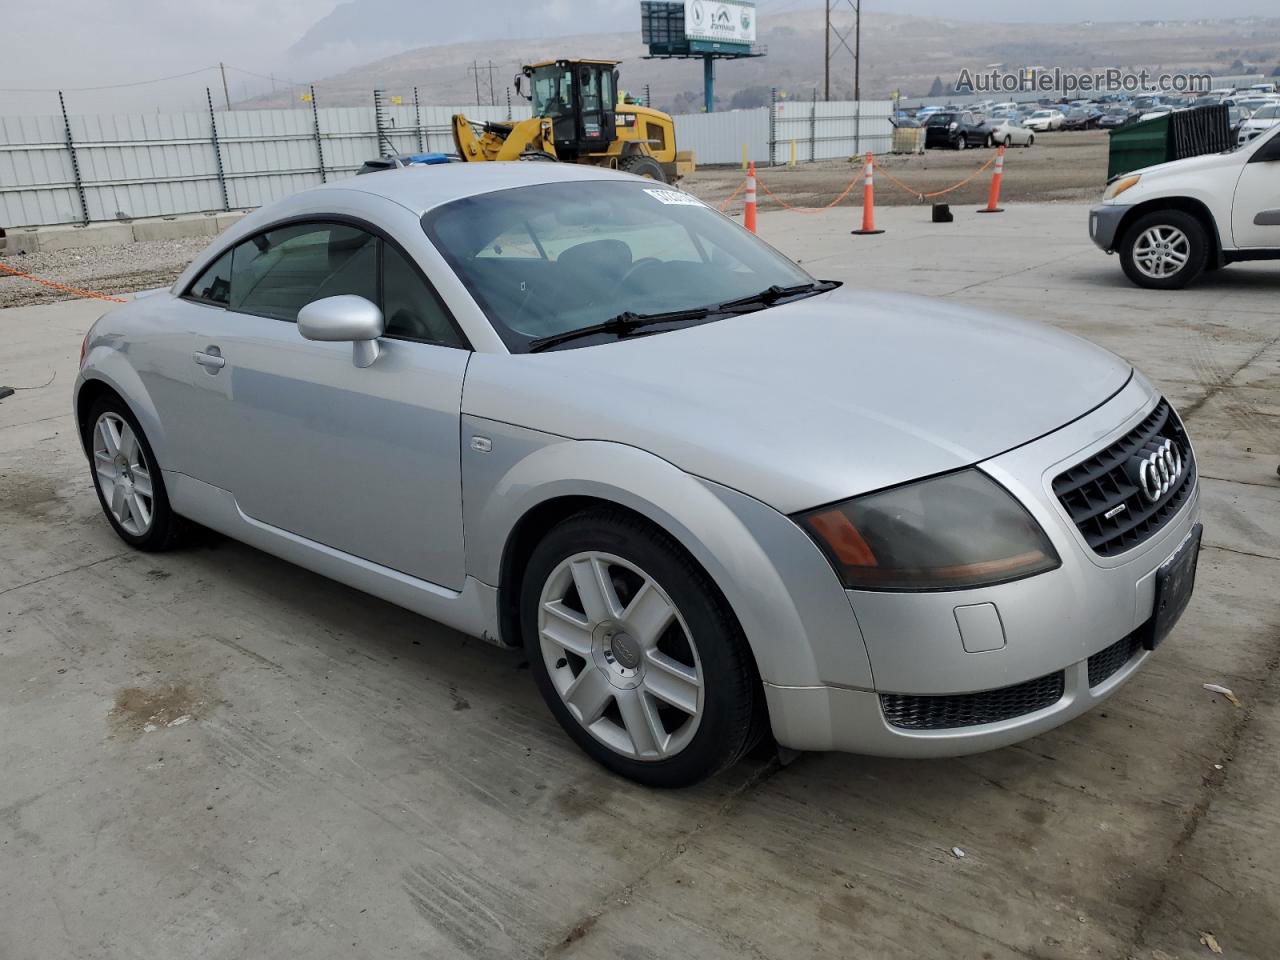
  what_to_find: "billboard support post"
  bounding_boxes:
[703,55,716,113]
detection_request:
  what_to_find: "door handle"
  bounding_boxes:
[194,348,225,371]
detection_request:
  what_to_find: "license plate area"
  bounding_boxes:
[1145,523,1202,650]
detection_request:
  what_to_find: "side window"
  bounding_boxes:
[186,250,232,305]
[382,244,465,347]
[229,222,377,322]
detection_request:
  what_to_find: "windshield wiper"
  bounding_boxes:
[526,305,714,352]
[715,280,840,313]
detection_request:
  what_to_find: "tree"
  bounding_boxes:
[1230,58,1245,72]
[928,76,944,97]
[1272,65,1280,77]
[729,85,772,110]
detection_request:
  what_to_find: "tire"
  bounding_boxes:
[521,508,761,787]
[1025,134,1034,147]
[985,134,995,148]
[618,154,668,183]
[1119,209,1209,290]
[86,393,185,551]
[1002,136,1012,147]
[517,150,558,163]
[955,136,967,151]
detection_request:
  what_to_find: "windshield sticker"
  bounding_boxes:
[643,188,705,206]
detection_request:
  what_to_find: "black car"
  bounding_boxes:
[1061,106,1103,130]
[923,111,988,150]
[1097,108,1134,129]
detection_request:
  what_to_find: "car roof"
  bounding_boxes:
[293,161,643,217]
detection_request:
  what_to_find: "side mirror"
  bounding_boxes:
[297,295,384,368]
[514,75,523,98]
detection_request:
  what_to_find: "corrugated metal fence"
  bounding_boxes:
[0,102,527,228]
[1,97,891,228]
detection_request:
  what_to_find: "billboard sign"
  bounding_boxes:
[684,0,756,46]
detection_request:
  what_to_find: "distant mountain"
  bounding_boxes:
[252,12,1280,113]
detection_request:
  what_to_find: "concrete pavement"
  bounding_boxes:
[1,202,1277,959]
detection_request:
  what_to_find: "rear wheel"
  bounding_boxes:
[619,154,668,183]
[1025,134,1034,147]
[521,509,760,787]
[1119,209,1209,290]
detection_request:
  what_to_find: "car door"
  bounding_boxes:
[961,112,976,144]
[169,218,472,590]
[1232,130,1280,249]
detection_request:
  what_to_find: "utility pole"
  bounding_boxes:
[487,60,496,106]
[467,61,482,106]
[824,2,830,101]
[854,0,861,102]
[825,0,861,101]
[219,62,231,110]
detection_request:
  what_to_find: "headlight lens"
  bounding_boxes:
[1103,174,1141,200]
[796,469,1061,591]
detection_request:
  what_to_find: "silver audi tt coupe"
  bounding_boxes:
[75,163,1201,786]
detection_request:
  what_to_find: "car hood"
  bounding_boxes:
[1125,149,1244,180]
[461,290,1133,513]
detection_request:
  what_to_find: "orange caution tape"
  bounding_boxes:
[0,261,128,303]
[875,154,997,201]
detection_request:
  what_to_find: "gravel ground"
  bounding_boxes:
[0,130,1111,308]
[0,235,210,308]
[683,128,1111,213]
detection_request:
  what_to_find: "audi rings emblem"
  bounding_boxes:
[1132,439,1183,503]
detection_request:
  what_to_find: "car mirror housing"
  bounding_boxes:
[297,295,385,368]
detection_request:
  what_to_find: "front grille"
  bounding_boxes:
[1087,631,1144,687]
[1052,399,1196,557]
[880,672,1066,730]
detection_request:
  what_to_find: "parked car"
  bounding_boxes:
[1237,104,1280,145]
[923,110,988,149]
[1090,126,1280,289]
[1061,106,1103,130]
[1098,107,1135,129]
[988,117,1036,147]
[76,162,1204,786]
[1024,109,1065,132]
[1229,106,1252,140]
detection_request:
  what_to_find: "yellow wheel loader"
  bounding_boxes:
[451,59,695,183]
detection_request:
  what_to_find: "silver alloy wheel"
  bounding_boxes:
[92,412,154,536]
[1132,225,1190,280]
[538,551,704,761]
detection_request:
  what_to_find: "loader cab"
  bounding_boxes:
[522,59,617,159]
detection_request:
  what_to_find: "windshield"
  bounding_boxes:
[531,67,575,118]
[422,181,814,352]
[1252,106,1280,120]
[927,113,956,126]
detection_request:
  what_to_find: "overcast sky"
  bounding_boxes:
[2,0,1276,115]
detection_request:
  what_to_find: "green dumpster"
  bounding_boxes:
[1107,104,1232,180]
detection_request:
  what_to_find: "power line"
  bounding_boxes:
[0,65,219,93]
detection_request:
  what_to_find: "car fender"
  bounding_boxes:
[73,346,168,465]
[460,415,874,690]
[1110,158,1245,250]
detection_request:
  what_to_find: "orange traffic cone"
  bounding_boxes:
[851,152,884,236]
[978,144,1006,213]
[744,162,758,234]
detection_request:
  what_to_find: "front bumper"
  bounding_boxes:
[1089,203,1128,252]
[764,377,1202,756]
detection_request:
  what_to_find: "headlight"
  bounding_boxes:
[1103,174,1141,200]
[949,121,958,130]
[796,469,1060,591]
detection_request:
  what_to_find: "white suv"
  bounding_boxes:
[1089,127,1280,288]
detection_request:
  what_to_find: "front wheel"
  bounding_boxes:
[86,394,185,550]
[1119,209,1209,290]
[521,509,761,787]
[955,136,967,150]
